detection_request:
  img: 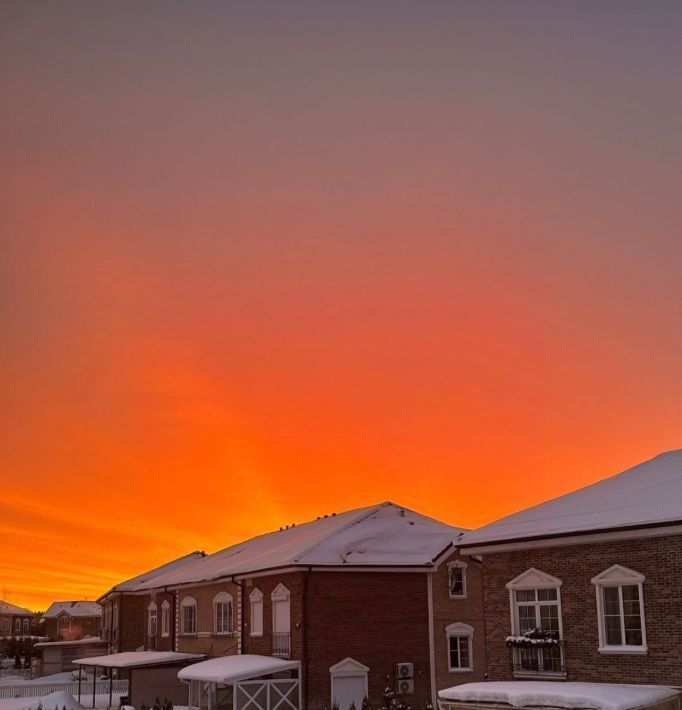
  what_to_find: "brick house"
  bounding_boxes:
[43,601,102,641]
[115,502,484,710]
[459,449,682,688]
[0,600,34,639]
[99,551,206,653]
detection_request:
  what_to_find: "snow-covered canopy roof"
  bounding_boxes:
[178,655,300,684]
[0,600,32,616]
[460,450,682,548]
[43,601,102,619]
[98,551,206,600]
[74,652,204,669]
[439,681,679,710]
[134,502,465,590]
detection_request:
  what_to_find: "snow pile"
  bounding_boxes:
[438,681,679,710]
[24,691,84,710]
[460,450,682,547]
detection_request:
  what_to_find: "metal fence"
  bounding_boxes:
[0,680,129,700]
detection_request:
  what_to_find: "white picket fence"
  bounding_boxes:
[0,680,129,700]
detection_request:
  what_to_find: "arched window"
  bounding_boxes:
[22,618,30,635]
[329,658,369,710]
[592,565,647,653]
[271,584,291,657]
[213,592,233,634]
[161,600,171,638]
[14,618,21,635]
[249,588,263,637]
[446,622,474,671]
[147,601,158,638]
[181,596,197,635]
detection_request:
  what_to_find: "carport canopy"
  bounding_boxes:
[178,655,300,684]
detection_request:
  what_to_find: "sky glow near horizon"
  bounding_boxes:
[1,1,682,609]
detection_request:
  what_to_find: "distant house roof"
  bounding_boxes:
[460,450,682,549]
[0,601,32,616]
[133,501,466,590]
[43,602,102,619]
[97,551,207,601]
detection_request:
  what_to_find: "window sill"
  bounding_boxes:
[448,668,473,673]
[212,631,237,637]
[161,634,170,638]
[179,633,198,638]
[513,670,567,680]
[250,632,263,637]
[448,595,467,601]
[598,646,647,655]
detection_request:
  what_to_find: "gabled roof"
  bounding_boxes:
[0,600,32,616]
[43,601,102,619]
[98,550,206,600]
[134,502,466,590]
[460,449,682,548]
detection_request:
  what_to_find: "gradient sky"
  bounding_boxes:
[2,1,682,610]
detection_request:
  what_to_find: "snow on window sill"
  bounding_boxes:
[598,645,647,655]
[250,632,263,637]
[448,667,473,673]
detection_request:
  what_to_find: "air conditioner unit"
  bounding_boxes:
[396,679,414,695]
[396,662,414,679]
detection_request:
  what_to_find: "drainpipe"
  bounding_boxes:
[233,577,244,655]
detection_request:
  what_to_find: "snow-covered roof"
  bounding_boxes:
[177,655,300,684]
[43,602,102,619]
[134,502,465,590]
[74,652,204,669]
[35,637,106,649]
[439,681,679,710]
[460,450,682,548]
[0,601,32,616]
[98,551,206,600]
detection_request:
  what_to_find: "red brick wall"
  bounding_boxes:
[0,614,33,638]
[479,535,682,686]
[175,581,241,657]
[117,594,150,652]
[304,571,431,710]
[431,551,487,691]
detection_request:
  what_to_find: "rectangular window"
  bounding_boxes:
[448,564,467,598]
[161,605,170,637]
[250,597,263,636]
[148,608,158,638]
[448,636,471,670]
[215,602,232,634]
[512,587,563,675]
[182,605,197,635]
[602,585,643,647]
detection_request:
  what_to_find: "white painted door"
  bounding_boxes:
[332,675,365,710]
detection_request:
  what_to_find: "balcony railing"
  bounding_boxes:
[272,632,291,658]
[510,642,566,679]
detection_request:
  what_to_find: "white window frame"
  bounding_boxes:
[213,591,233,635]
[446,622,474,672]
[329,657,370,708]
[22,618,30,634]
[249,588,263,637]
[506,567,564,677]
[271,583,291,633]
[447,560,468,599]
[161,600,171,638]
[147,601,158,638]
[180,596,198,635]
[592,564,647,654]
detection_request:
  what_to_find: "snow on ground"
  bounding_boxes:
[0,692,124,710]
[0,674,78,686]
[439,681,679,710]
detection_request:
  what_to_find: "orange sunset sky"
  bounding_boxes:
[2,2,682,611]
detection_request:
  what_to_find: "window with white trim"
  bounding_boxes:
[112,602,119,640]
[0,618,9,634]
[181,596,197,635]
[147,601,158,638]
[249,588,263,636]
[23,618,30,634]
[271,584,291,634]
[448,561,467,598]
[213,592,233,634]
[507,568,564,676]
[592,565,647,653]
[14,618,21,635]
[161,600,170,637]
[446,622,473,671]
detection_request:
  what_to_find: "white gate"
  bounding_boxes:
[235,679,300,710]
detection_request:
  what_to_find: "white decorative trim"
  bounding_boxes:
[271,583,290,601]
[446,622,474,672]
[161,600,170,638]
[329,657,370,708]
[592,565,647,654]
[213,591,234,634]
[249,587,264,637]
[506,567,563,590]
